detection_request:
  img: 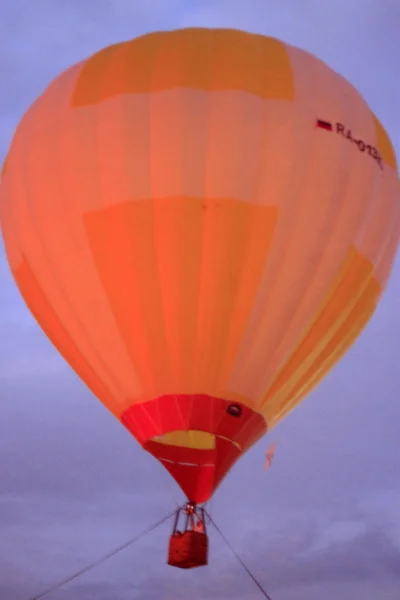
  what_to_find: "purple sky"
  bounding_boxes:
[0,1,399,599]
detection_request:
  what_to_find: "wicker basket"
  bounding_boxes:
[168,530,209,569]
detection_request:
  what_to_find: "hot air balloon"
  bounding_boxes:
[1,28,399,569]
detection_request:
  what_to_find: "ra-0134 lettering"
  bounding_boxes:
[336,123,383,170]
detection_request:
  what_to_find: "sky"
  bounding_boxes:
[0,1,399,599]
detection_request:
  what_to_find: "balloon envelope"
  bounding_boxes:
[1,28,399,502]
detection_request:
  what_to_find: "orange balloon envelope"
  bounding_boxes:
[1,28,399,503]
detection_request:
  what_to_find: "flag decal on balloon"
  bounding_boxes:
[316,119,333,131]
[317,118,384,169]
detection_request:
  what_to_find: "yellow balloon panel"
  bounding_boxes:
[71,29,294,105]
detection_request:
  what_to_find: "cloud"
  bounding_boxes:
[2,469,400,599]
[72,520,400,600]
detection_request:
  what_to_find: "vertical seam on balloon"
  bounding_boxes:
[199,30,219,492]
[222,37,288,390]
[209,392,216,435]
[236,88,314,391]
[174,395,186,429]
[20,77,123,402]
[15,257,119,414]
[141,402,160,434]
[231,411,263,445]
[182,41,202,394]
[216,35,279,393]
[70,58,134,404]
[148,32,174,397]
[272,302,376,425]
[154,395,163,433]
[187,394,195,430]
[125,407,147,441]
[263,243,383,420]
[372,112,397,171]
[64,61,128,400]
[252,70,329,383]
[214,440,240,492]
[257,55,372,412]
[267,275,378,419]
[89,45,135,400]
[193,28,214,398]
[211,398,236,442]
[114,47,155,396]
[146,395,163,432]
[257,58,371,409]
[273,219,391,423]
[213,430,222,494]
[348,105,393,267]
[98,47,157,394]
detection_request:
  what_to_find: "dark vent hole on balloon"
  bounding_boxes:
[227,404,242,417]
